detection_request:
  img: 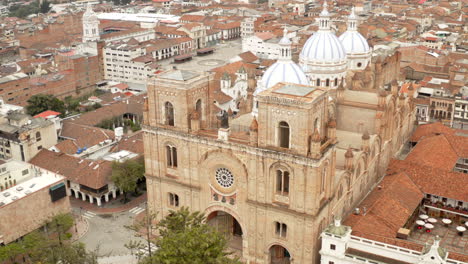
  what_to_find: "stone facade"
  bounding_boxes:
[143,52,415,263]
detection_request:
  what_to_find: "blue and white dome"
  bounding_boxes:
[301,31,347,62]
[339,7,370,54]
[299,1,346,63]
[339,31,370,54]
[259,61,310,93]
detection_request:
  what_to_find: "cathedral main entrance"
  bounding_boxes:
[269,245,291,264]
[207,211,243,258]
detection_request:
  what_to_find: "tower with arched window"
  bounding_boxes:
[82,4,100,43]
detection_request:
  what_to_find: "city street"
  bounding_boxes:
[73,205,148,261]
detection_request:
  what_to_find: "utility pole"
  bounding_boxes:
[146,201,152,259]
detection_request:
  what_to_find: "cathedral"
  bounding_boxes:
[142,3,415,264]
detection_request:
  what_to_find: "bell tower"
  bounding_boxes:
[82,4,100,43]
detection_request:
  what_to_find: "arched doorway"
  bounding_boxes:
[269,245,291,264]
[207,211,243,258]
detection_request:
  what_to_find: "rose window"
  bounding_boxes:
[215,168,234,188]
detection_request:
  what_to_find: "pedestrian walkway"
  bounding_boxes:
[129,206,145,215]
[82,210,96,220]
[139,243,158,257]
[98,254,138,264]
[70,193,147,214]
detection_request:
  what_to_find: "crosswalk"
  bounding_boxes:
[139,243,158,257]
[129,206,145,215]
[82,211,96,220]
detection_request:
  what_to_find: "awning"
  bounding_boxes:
[174,54,192,61]
[197,48,214,54]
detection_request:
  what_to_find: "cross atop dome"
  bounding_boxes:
[347,7,358,31]
[320,0,330,17]
[318,1,331,31]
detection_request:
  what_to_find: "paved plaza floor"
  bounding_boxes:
[158,39,243,72]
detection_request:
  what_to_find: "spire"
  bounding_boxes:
[347,6,358,31]
[84,3,96,17]
[318,0,331,31]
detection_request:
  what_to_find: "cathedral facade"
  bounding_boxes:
[143,4,415,264]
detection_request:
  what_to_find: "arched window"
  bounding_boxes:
[164,102,174,126]
[278,121,290,148]
[337,184,343,199]
[168,192,179,207]
[275,221,287,237]
[316,78,321,86]
[276,169,289,196]
[326,79,330,87]
[334,78,338,86]
[321,165,327,193]
[195,99,202,118]
[166,145,177,168]
[36,131,41,141]
[355,164,361,179]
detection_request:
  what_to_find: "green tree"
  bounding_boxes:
[40,0,51,13]
[64,95,80,113]
[26,94,66,117]
[111,158,145,203]
[140,207,241,264]
[126,206,158,260]
[0,214,99,263]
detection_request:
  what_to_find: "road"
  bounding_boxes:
[74,206,147,260]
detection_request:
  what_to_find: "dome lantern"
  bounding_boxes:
[318,1,331,31]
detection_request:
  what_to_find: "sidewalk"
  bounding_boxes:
[70,193,147,214]
[70,214,89,242]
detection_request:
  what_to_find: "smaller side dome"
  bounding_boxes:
[260,61,310,91]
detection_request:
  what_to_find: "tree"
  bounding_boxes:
[111,158,145,203]
[39,0,51,13]
[26,94,66,117]
[126,206,158,260]
[0,214,99,263]
[140,207,241,264]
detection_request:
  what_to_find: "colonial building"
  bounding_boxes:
[143,3,415,263]
[0,160,70,244]
[0,113,58,162]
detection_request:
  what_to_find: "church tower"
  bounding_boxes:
[82,4,100,43]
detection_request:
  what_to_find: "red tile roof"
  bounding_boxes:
[34,110,61,118]
[344,171,424,238]
[30,150,112,190]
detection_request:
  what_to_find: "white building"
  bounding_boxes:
[0,97,23,117]
[241,16,256,38]
[453,96,468,129]
[320,219,466,264]
[103,39,155,85]
[242,31,296,60]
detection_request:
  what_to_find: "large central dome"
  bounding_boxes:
[300,31,347,62]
